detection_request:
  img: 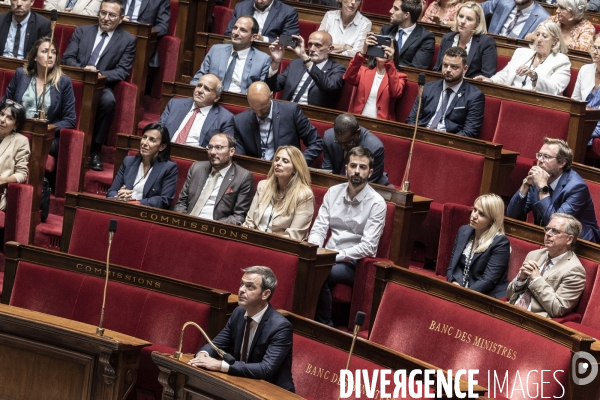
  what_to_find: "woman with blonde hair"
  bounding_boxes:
[446,193,510,298]
[475,21,571,95]
[420,0,462,27]
[433,2,497,78]
[243,146,315,240]
[2,36,76,157]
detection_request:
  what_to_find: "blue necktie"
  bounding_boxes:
[65,0,77,9]
[396,29,404,50]
[88,32,108,66]
[222,52,238,90]
[126,0,136,19]
[429,88,452,130]
[12,23,21,58]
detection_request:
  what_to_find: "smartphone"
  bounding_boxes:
[366,34,392,58]
[279,34,298,48]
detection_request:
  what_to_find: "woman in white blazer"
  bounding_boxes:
[572,33,600,145]
[475,21,571,95]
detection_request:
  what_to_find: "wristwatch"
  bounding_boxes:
[303,58,311,65]
[522,178,531,187]
[540,185,550,194]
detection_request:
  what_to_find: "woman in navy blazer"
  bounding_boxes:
[446,193,510,299]
[2,37,76,156]
[433,2,497,78]
[107,123,178,209]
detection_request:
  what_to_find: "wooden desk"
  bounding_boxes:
[152,352,303,400]
[0,303,150,400]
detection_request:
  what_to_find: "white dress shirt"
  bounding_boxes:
[500,2,534,38]
[131,162,152,200]
[226,46,251,93]
[513,251,568,311]
[308,182,387,262]
[428,80,463,132]
[452,34,473,55]
[292,59,328,104]
[125,0,141,21]
[361,71,385,118]
[396,23,416,50]
[4,13,31,59]
[318,10,372,57]
[90,28,115,66]
[258,101,275,160]
[171,104,214,146]
[253,2,273,42]
[198,163,233,219]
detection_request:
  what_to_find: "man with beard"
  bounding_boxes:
[406,46,484,138]
[224,0,299,43]
[308,146,386,326]
[507,138,600,243]
[159,74,234,147]
[481,0,549,39]
[0,0,51,59]
[190,16,271,92]
[174,133,254,225]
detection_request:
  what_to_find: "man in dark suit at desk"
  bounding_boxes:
[189,266,295,392]
[380,0,435,69]
[0,0,51,59]
[406,46,485,138]
[266,30,346,108]
[224,0,299,43]
[174,133,254,225]
[158,74,234,147]
[233,81,323,165]
[62,0,136,171]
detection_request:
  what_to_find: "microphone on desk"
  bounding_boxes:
[174,321,235,365]
[401,73,426,193]
[39,9,58,121]
[339,311,365,400]
[96,219,118,336]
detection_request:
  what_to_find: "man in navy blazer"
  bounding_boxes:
[190,16,271,93]
[189,266,294,392]
[224,0,299,43]
[266,31,346,109]
[481,0,549,39]
[322,114,389,186]
[233,82,323,165]
[507,138,600,243]
[62,0,136,171]
[406,46,484,138]
[159,74,234,147]
[0,0,51,59]
[380,0,435,69]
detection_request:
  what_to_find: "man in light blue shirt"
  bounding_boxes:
[0,0,51,59]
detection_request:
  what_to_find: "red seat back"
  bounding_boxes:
[0,70,15,94]
[496,54,511,71]
[506,236,542,281]
[585,179,600,218]
[361,1,392,16]
[563,68,578,98]
[479,96,501,143]
[54,25,76,56]
[581,269,600,329]
[222,103,248,115]
[394,81,419,123]
[436,203,471,276]
[168,0,179,37]
[299,20,319,44]
[212,6,233,35]
[374,132,410,188]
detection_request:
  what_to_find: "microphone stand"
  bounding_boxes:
[401,73,426,193]
[174,321,235,365]
[39,10,57,121]
[96,220,117,336]
[339,311,365,400]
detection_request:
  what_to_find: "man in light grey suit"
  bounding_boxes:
[190,15,271,93]
[159,74,234,147]
[508,213,586,318]
[174,133,254,225]
[481,0,549,39]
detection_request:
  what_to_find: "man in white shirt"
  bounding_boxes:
[308,146,387,326]
[481,0,549,39]
[266,30,346,109]
[189,266,295,392]
[159,74,234,147]
[0,0,51,59]
[190,16,271,93]
[224,0,299,43]
[508,213,586,318]
[174,133,254,225]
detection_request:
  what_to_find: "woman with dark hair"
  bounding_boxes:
[0,100,31,210]
[2,37,76,156]
[107,123,178,209]
[342,32,408,121]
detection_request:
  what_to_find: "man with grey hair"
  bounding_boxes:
[507,137,600,243]
[158,74,234,147]
[508,213,586,318]
[189,266,295,392]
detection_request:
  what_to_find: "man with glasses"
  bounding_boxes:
[322,113,389,185]
[159,74,234,147]
[174,133,254,225]
[508,213,585,318]
[507,137,600,243]
[0,0,51,59]
[62,0,136,171]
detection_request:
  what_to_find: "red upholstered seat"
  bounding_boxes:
[171,157,194,206]
[394,81,418,123]
[221,103,248,115]
[585,179,600,219]
[563,68,578,98]
[572,269,600,331]
[370,282,571,399]
[151,35,181,99]
[299,20,319,44]
[168,0,179,37]
[493,101,569,197]
[496,55,511,71]
[553,258,599,324]
[212,6,233,35]
[505,236,542,281]
[436,203,471,277]
[334,81,354,112]
[375,132,410,187]
[54,25,75,56]
[360,1,392,16]
[479,96,501,143]
[0,70,15,94]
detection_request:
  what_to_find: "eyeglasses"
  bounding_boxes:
[207,145,229,151]
[535,152,558,162]
[3,99,24,109]
[334,132,359,146]
[99,10,120,20]
[592,46,600,53]
[544,226,569,236]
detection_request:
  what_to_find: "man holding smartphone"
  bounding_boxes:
[265,30,346,109]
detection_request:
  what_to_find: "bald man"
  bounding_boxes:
[266,31,346,108]
[233,81,323,164]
